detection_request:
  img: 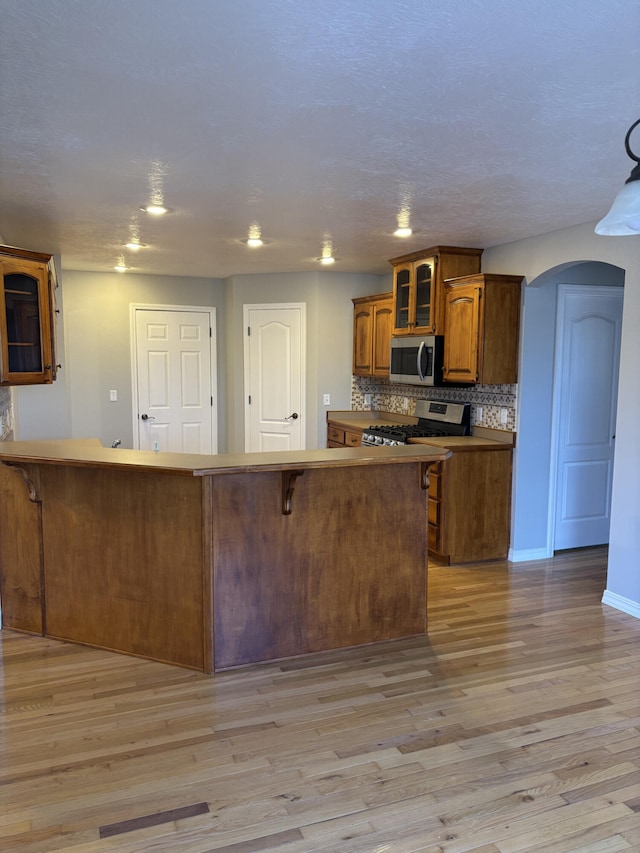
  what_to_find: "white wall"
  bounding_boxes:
[55,270,226,449]
[483,222,640,615]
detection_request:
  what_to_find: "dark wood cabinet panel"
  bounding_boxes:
[0,463,44,633]
[211,464,428,669]
[0,440,445,672]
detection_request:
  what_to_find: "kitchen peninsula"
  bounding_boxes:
[0,440,447,672]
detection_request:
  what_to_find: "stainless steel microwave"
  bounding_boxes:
[389,335,445,386]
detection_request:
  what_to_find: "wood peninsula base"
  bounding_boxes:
[0,441,447,672]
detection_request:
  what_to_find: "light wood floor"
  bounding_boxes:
[2,546,639,852]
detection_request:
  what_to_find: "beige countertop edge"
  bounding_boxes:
[407,436,512,451]
[328,410,417,430]
[0,440,449,476]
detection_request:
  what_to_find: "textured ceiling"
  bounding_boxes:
[0,0,639,278]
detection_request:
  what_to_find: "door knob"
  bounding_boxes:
[286,412,299,420]
[140,413,155,420]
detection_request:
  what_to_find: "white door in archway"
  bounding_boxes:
[243,303,305,452]
[553,285,623,550]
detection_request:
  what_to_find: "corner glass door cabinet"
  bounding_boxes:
[0,251,55,385]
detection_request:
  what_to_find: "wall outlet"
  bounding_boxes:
[323,393,331,406]
[476,406,483,423]
[364,393,372,407]
[500,407,509,425]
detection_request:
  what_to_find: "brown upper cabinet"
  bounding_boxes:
[352,291,393,377]
[443,273,523,385]
[389,245,483,336]
[0,245,58,386]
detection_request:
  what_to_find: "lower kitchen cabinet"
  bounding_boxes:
[326,415,513,563]
[428,446,513,564]
[327,423,363,448]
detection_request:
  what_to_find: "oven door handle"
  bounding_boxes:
[417,341,427,382]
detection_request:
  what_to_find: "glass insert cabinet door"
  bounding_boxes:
[5,270,43,372]
[0,251,55,385]
[414,261,433,329]
[393,264,412,330]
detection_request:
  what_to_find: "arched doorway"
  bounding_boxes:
[510,261,625,561]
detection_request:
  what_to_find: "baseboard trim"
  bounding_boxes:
[601,590,640,619]
[508,547,552,563]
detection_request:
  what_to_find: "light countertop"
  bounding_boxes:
[0,439,449,477]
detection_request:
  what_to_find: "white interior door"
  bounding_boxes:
[553,285,623,550]
[244,303,305,452]
[133,306,217,453]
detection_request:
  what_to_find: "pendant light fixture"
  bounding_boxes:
[595,118,640,235]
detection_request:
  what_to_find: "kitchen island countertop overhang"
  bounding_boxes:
[0,440,448,672]
[0,439,449,475]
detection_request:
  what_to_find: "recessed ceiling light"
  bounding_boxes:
[140,204,170,215]
[125,241,147,251]
[114,262,128,273]
[318,235,336,265]
[395,199,412,237]
[243,222,266,247]
[240,237,270,247]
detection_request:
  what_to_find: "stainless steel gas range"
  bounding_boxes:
[361,399,471,447]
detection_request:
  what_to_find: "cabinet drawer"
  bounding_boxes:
[428,497,440,526]
[344,430,362,447]
[327,440,343,448]
[327,425,345,444]
[428,463,442,498]
[428,523,441,553]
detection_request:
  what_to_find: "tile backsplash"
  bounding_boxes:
[352,376,517,431]
[0,386,13,440]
